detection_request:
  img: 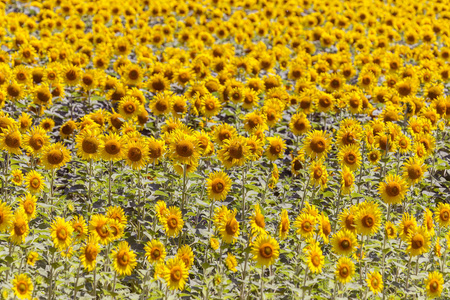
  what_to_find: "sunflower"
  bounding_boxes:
[318,213,331,244]
[108,219,125,241]
[422,208,435,237]
[75,126,102,161]
[251,234,280,267]
[99,133,124,161]
[177,245,195,269]
[145,240,166,264]
[147,73,170,93]
[118,96,141,120]
[23,126,49,156]
[169,130,200,166]
[206,171,232,201]
[164,257,189,291]
[289,112,311,136]
[396,134,412,154]
[18,112,32,133]
[265,136,286,161]
[335,257,355,284]
[331,229,358,256]
[27,251,39,266]
[309,159,328,190]
[378,174,407,205]
[111,241,137,276]
[406,226,430,257]
[80,236,100,272]
[162,206,184,237]
[19,193,37,220]
[434,202,450,228]
[123,140,148,170]
[212,123,237,145]
[385,221,397,239]
[219,209,240,244]
[225,253,238,272]
[51,217,73,251]
[10,209,29,245]
[243,111,268,133]
[60,120,77,139]
[294,213,316,239]
[155,201,168,223]
[398,212,418,242]
[303,130,331,160]
[355,202,381,236]
[0,125,22,155]
[40,142,71,170]
[367,149,381,164]
[171,95,188,118]
[0,201,13,233]
[61,64,82,86]
[11,169,23,186]
[277,209,290,240]
[89,214,112,245]
[424,271,444,299]
[250,204,267,236]
[71,215,88,240]
[401,157,426,187]
[5,80,25,100]
[338,144,361,171]
[106,206,128,227]
[340,166,355,195]
[306,244,325,274]
[366,271,383,294]
[339,207,357,232]
[12,274,33,300]
[201,94,222,118]
[217,136,249,169]
[24,170,45,194]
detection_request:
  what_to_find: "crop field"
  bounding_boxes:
[0,0,450,299]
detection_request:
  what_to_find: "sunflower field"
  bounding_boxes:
[1,0,450,299]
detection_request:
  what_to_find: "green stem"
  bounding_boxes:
[260,266,265,300]
[405,255,413,291]
[108,160,113,206]
[301,267,309,299]
[181,164,187,211]
[72,262,82,299]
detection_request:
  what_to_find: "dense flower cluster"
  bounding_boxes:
[0,0,449,299]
